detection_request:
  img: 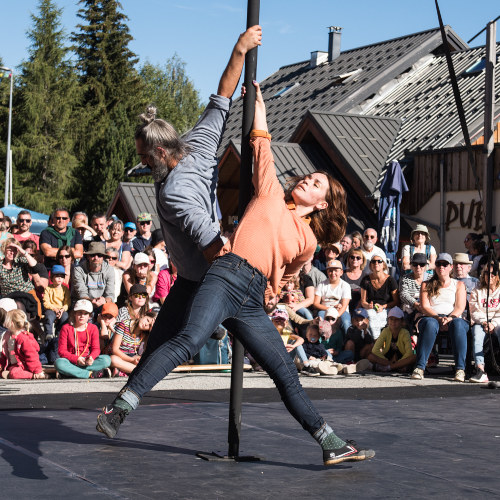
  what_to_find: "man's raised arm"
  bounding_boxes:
[217,25,262,99]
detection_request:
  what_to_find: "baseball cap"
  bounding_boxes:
[325,259,343,270]
[51,265,66,275]
[73,299,93,313]
[129,283,148,296]
[124,222,136,230]
[0,298,17,312]
[134,252,149,265]
[388,306,404,319]
[101,302,119,318]
[137,212,152,223]
[325,307,339,320]
[436,253,453,266]
[353,308,369,319]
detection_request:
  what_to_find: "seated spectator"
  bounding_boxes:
[401,225,436,280]
[13,210,39,249]
[343,248,366,312]
[351,231,362,249]
[1,309,48,379]
[43,264,70,341]
[287,265,316,321]
[121,253,157,306]
[22,240,49,301]
[3,217,12,232]
[153,262,177,305]
[106,220,132,271]
[360,257,399,339]
[368,307,416,373]
[97,302,119,354]
[469,240,486,278]
[55,299,111,379]
[0,238,40,299]
[105,247,123,302]
[321,308,354,364]
[40,208,83,268]
[270,307,307,363]
[469,263,500,383]
[361,228,387,270]
[339,235,353,264]
[53,245,74,287]
[313,242,342,273]
[117,284,149,324]
[477,234,500,277]
[72,242,115,315]
[313,260,351,339]
[464,232,481,260]
[22,239,43,264]
[280,275,305,308]
[132,213,153,254]
[0,210,13,258]
[343,308,374,363]
[411,253,468,382]
[90,213,109,242]
[150,228,169,271]
[72,212,96,250]
[452,253,478,299]
[123,222,137,245]
[399,253,426,330]
[110,311,156,376]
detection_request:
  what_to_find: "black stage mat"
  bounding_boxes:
[1,393,499,499]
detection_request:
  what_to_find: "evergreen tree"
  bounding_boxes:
[13,0,79,213]
[72,0,142,213]
[140,56,205,135]
[0,61,11,198]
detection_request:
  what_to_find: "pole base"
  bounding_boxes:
[196,451,263,462]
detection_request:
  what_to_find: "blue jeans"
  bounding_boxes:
[416,317,469,370]
[472,324,500,367]
[296,307,313,320]
[44,310,69,337]
[123,253,326,437]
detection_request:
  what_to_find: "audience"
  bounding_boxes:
[13,210,40,248]
[54,245,74,287]
[343,308,374,365]
[361,228,387,269]
[132,213,153,254]
[106,220,132,271]
[343,248,366,312]
[43,264,70,340]
[401,224,436,279]
[90,213,109,242]
[123,222,137,245]
[399,253,426,330]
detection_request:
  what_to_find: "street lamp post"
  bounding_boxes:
[1,66,13,207]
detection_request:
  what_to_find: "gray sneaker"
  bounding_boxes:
[301,365,320,377]
[469,369,489,383]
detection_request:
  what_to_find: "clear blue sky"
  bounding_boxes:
[0,0,499,102]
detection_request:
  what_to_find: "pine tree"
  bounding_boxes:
[72,0,142,213]
[13,0,79,213]
[140,56,205,135]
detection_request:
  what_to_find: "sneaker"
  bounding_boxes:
[411,367,424,380]
[301,365,320,377]
[454,369,465,383]
[341,364,357,375]
[317,361,338,376]
[96,405,128,438]
[323,440,376,466]
[355,359,373,372]
[469,369,489,383]
[90,368,112,379]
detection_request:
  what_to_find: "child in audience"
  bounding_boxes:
[279,275,305,305]
[55,299,111,378]
[1,309,47,379]
[367,307,416,373]
[321,308,354,364]
[343,308,374,362]
[110,311,157,375]
[117,284,149,323]
[97,302,119,353]
[43,264,71,340]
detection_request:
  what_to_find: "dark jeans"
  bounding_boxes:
[123,253,326,436]
[43,309,69,337]
[416,316,469,370]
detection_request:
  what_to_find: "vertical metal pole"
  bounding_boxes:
[440,158,445,252]
[3,70,13,208]
[227,0,260,459]
[483,20,496,234]
[9,150,12,205]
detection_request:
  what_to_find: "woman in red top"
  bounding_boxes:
[99,83,375,466]
[55,299,111,379]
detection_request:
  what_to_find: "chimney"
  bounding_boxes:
[328,26,342,62]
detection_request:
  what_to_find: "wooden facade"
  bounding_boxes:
[401,145,500,215]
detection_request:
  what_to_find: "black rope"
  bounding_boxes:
[434,0,500,374]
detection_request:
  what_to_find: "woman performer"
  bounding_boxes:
[97,82,375,466]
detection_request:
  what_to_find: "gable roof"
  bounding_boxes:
[218,26,467,156]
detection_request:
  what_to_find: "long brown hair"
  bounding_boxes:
[285,172,347,246]
[425,269,452,298]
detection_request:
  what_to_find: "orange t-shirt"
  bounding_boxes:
[218,136,317,297]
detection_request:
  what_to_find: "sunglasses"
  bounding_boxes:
[149,260,156,265]
[371,259,383,264]
[18,219,31,223]
[412,263,426,267]
[493,238,500,244]
[435,262,450,267]
[349,256,362,260]
[59,254,71,259]
[106,256,118,261]
[139,221,151,225]
[124,228,135,232]
[364,235,376,239]
[132,293,148,299]
[55,216,69,221]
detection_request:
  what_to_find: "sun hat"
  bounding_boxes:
[51,264,66,275]
[411,224,430,241]
[85,241,106,256]
[133,252,149,266]
[411,253,427,265]
[452,252,473,265]
[73,299,93,313]
[388,306,404,319]
[101,302,119,318]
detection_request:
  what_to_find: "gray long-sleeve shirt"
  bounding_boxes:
[71,260,115,301]
[155,94,230,281]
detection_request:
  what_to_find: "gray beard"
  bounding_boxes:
[151,158,170,182]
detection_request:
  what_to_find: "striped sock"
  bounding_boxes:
[314,424,347,450]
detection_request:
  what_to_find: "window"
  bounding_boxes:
[331,68,363,84]
[272,82,300,98]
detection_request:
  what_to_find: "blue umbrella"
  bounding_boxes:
[2,204,49,235]
[378,161,408,279]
